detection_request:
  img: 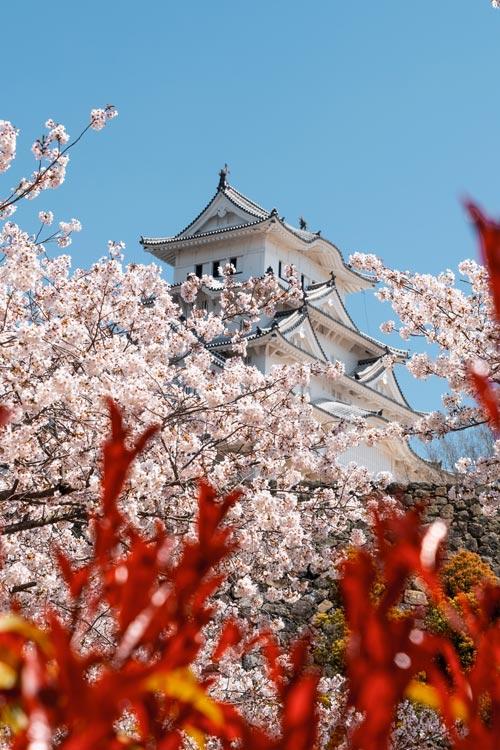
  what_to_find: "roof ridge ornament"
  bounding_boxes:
[218,164,229,191]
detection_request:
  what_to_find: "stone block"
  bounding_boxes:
[467,538,478,553]
[469,523,484,539]
[426,505,440,516]
[414,488,432,499]
[291,597,315,620]
[404,589,428,606]
[440,504,455,519]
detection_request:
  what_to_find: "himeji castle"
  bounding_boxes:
[141,167,438,482]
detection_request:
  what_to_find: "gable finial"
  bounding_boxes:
[218,164,229,190]
[299,216,307,230]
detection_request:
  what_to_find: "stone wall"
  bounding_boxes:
[388,482,500,575]
[254,482,500,639]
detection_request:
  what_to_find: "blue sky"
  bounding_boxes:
[3,1,500,413]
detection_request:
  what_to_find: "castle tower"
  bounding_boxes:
[141,169,436,481]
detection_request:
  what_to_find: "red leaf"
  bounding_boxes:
[0,405,11,426]
[469,360,500,431]
[340,506,448,750]
[280,639,319,750]
[55,549,91,599]
[95,398,159,563]
[0,404,321,749]
[101,397,159,515]
[212,619,242,661]
[465,200,500,321]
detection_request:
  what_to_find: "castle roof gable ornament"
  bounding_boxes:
[218,164,229,191]
[140,173,377,292]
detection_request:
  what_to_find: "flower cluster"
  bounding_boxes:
[0,120,17,173]
[38,210,53,226]
[90,104,118,131]
[0,106,117,220]
[57,217,82,247]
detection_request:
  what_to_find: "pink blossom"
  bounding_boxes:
[38,211,54,226]
[380,320,395,334]
[0,120,18,173]
[59,218,82,235]
[90,105,118,131]
[90,109,107,131]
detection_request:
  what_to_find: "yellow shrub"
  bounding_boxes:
[441,549,497,598]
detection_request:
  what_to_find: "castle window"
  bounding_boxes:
[195,264,203,278]
[212,260,220,277]
[230,257,237,271]
[278,261,283,278]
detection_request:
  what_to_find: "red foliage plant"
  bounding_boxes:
[465,201,500,431]
[341,504,500,750]
[335,200,500,750]
[0,399,319,750]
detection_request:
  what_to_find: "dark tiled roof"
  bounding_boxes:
[223,184,270,220]
[141,181,271,247]
[201,317,415,417]
[282,221,321,243]
[354,360,383,379]
[353,355,413,410]
[140,177,378,296]
[141,216,270,247]
[306,302,408,361]
[314,398,384,422]
[305,280,359,329]
[142,179,336,251]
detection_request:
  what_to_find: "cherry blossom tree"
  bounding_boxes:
[0,222,382,617]
[350,208,500,511]
[0,109,405,739]
[7,104,500,747]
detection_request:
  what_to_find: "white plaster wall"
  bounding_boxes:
[312,332,361,373]
[173,235,267,284]
[264,239,331,287]
[339,443,395,475]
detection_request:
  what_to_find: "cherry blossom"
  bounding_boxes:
[90,104,118,131]
[38,210,53,226]
[0,120,17,173]
[0,105,117,220]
